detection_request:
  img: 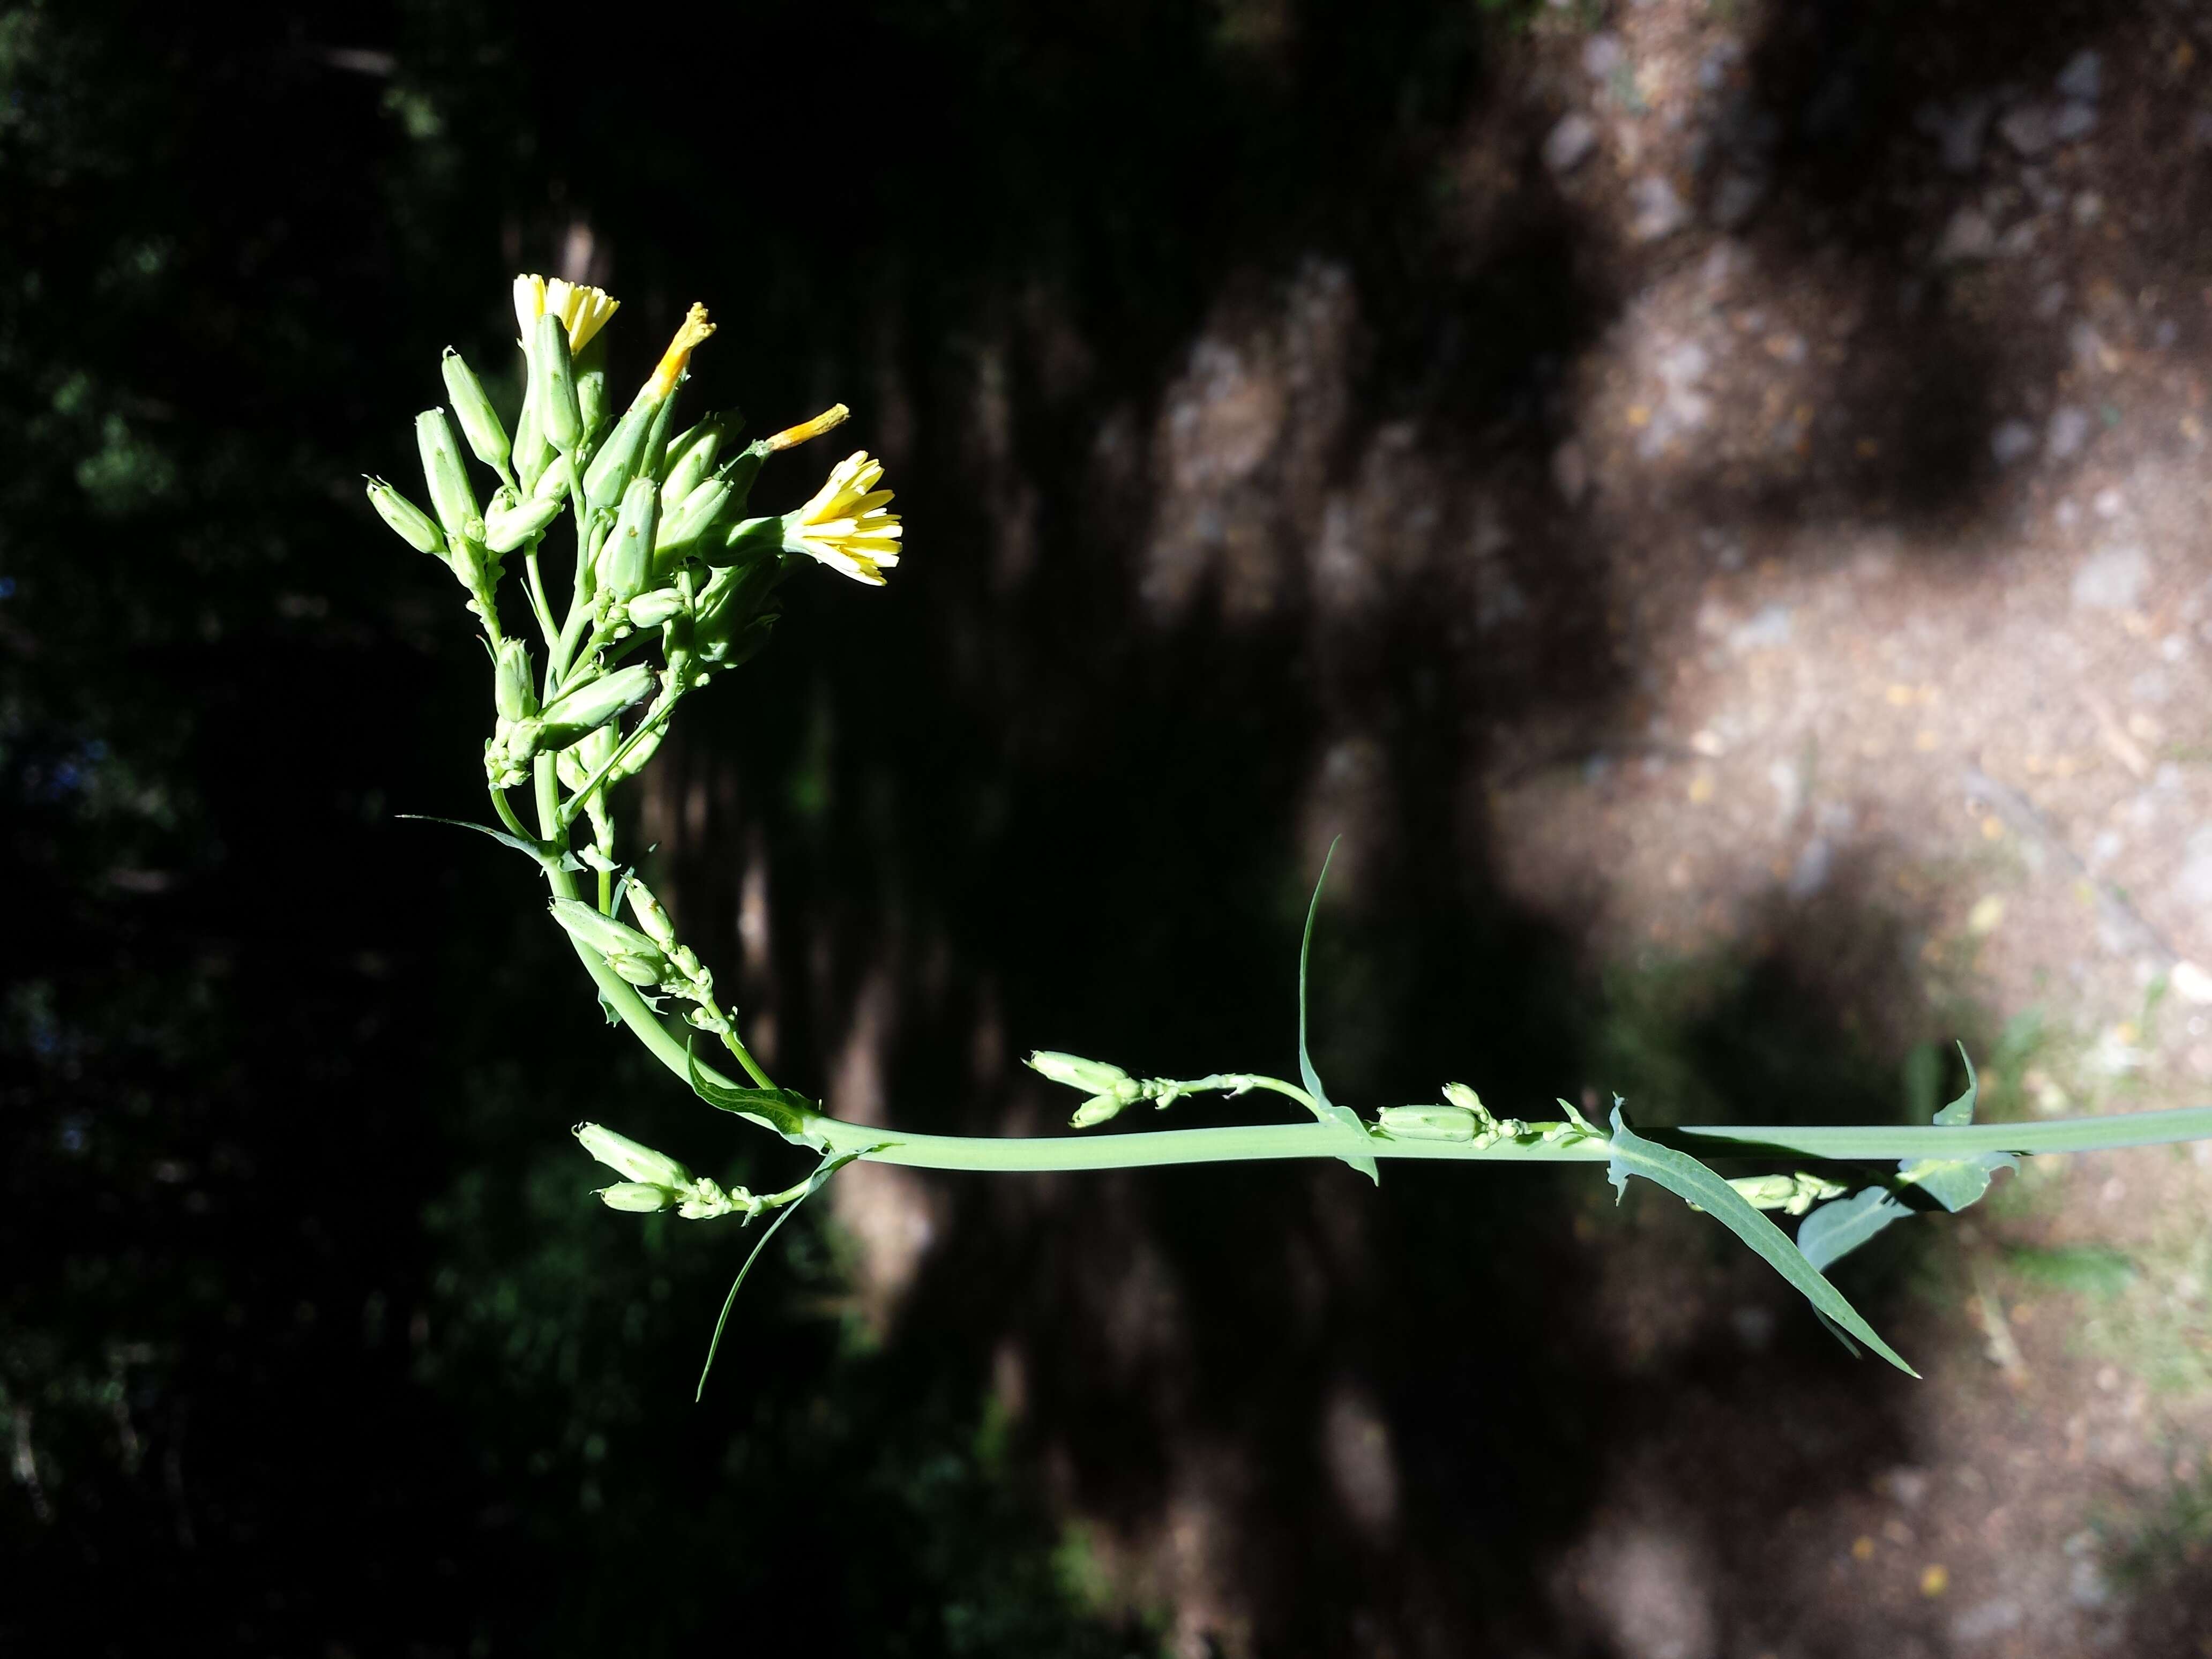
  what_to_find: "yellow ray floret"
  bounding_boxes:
[785,451,903,586]
[646,303,716,401]
[512,272,621,352]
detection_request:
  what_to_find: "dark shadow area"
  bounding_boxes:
[6,1,2207,1655]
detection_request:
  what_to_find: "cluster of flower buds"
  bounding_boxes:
[545,879,740,1035]
[572,1122,759,1220]
[1715,1170,1847,1216]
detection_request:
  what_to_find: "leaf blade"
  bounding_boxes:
[1296,838,1379,1185]
[1606,1108,1917,1376]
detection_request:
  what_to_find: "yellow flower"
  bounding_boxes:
[645,303,716,401]
[784,451,903,585]
[763,403,849,452]
[511,272,621,352]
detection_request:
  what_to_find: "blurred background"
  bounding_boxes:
[6,0,2212,1651]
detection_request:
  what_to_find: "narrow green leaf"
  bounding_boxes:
[1797,1186,1914,1272]
[1296,838,1379,1185]
[1933,1041,1978,1125]
[684,1041,823,1146]
[1606,1107,1917,1376]
[696,1147,877,1401]
[396,811,555,862]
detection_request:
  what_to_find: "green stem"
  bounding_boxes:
[523,547,559,647]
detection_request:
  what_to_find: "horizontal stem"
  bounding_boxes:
[579,950,2212,1172]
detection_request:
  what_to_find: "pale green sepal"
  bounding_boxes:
[696,1145,883,1401]
[483,494,563,553]
[415,409,479,538]
[1296,839,1379,1184]
[1796,1185,1914,1272]
[534,312,582,452]
[598,1181,677,1213]
[1606,1105,1917,1376]
[683,1041,825,1148]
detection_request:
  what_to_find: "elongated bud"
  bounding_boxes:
[538,662,657,743]
[534,312,582,452]
[440,348,510,472]
[1376,1103,1478,1142]
[493,638,536,721]
[654,477,731,564]
[574,1120,694,1186]
[1069,1094,1131,1129]
[598,1181,679,1213]
[513,377,550,493]
[582,402,653,515]
[550,899,672,985]
[625,588,687,629]
[483,492,564,553]
[659,416,726,508]
[599,477,658,602]
[1026,1051,1133,1094]
[415,409,479,538]
[365,477,444,554]
[763,403,849,453]
[575,333,609,444]
[555,722,619,795]
[625,879,678,948]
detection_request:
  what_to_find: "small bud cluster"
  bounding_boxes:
[1022,1052,1253,1129]
[573,1122,760,1220]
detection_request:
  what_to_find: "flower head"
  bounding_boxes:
[783,451,903,585]
[512,272,621,353]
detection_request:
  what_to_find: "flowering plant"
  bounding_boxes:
[371,279,2212,1396]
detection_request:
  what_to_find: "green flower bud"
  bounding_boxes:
[447,534,489,592]
[440,348,511,472]
[574,1120,694,1186]
[493,638,536,723]
[550,899,673,984]
[364,476,444,554]
[483,492,564,553]
[1068,1094,1129,1129]
[655,477,732,565]
[659,416,726,509]
[625,879,678,948]
[513,382,551,493]
[537,663,657,746]
[415,409,480,539]
[625,588,687,630]
[534,311,583,453]
[555,723,619,795]
[597,477,659,602]
[575,333,609,446]
[1376,1103,1478,1142]
[598,1181,679,1213]
[1440,1082,1496,1128]
[582,402,654,515]
[1026,1051,1133,1094]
